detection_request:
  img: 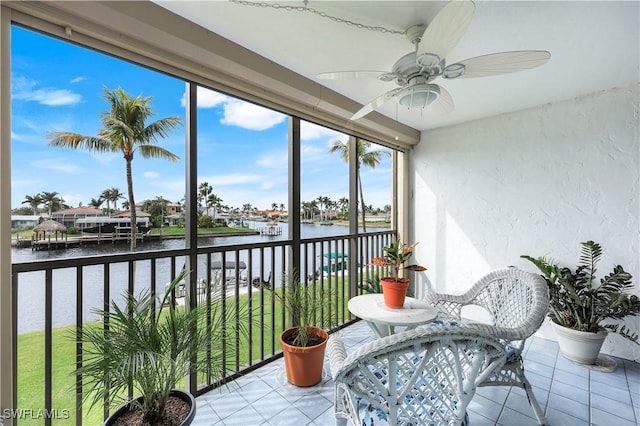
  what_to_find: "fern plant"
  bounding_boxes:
[522,240,640,343]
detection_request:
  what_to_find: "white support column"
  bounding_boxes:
[393,149,409,242]
[0,5,15,425]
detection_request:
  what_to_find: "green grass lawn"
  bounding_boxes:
[16,278,352,425]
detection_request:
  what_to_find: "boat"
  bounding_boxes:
[166,260,248,298]
[210,260,248,287]
[308,252,360,279]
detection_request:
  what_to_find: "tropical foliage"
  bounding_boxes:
[265,270,334,347]
[47,87,181,250]
[73,270,253,424]
[370,240,426,281]
[329,138,389,231]
[522,240,640,342]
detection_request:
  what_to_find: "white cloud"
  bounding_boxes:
[300,121,344,141]
[256,150,288,169]
[13,77,82,106]
[220,98,286,130]
[70,77,85,84]
[28,159,81,174]
[180,86,286,131]
[62,193,84,206]
[11,131,24,141]
[144,171,160,179]
[180,86,227,108]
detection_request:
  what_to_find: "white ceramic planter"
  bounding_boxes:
[552,321,607,364]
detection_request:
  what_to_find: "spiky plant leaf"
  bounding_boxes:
[522,241,639,343]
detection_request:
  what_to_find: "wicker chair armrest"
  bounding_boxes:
[327,335,348,380]
[332,325,505,380]
[464,322,528,342]
[423,292,472,319]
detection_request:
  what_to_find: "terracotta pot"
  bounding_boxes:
[552,321,608,365]
[104,389,196,426]
[380,277,410,308]
[280,326,329,387]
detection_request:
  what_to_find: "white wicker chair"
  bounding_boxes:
[328,325,507,426]
[423,267,549,425]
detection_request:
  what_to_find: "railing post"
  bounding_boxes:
[348,136,359,299]
[184,82,199,396]
[288,116,301,327]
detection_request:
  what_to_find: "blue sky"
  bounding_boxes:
[11,26,392,212]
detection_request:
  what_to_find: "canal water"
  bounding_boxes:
[12,222,387,334]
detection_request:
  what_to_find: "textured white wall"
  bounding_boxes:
[411,84,639,362]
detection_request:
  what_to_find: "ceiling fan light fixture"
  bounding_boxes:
[398,84,440,109]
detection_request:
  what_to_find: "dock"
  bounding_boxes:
[257,226,282,236]
[28,233,146,251]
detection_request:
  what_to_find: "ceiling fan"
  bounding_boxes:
[316,0,551,120]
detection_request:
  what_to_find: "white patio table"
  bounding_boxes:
[348,293,438,338]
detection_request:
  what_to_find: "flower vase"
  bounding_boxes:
[380,277,410,308]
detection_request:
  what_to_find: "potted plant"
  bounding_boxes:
[267,270,334,387]
[522,240,640,364]
[74,270,252,425]
[370,240,426,308]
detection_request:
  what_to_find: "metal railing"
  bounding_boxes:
[10,230,394,425]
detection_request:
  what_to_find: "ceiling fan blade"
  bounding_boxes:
[317,71,398,82]
[428,85,454,114]
[444,50,551,79]
[417,0,475,64]
[351,88,403,120]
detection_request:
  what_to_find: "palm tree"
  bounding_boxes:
[47,87,181,250]
[198,182,212,214]
[308,200,318,220]
[22,194,43,215]
[207,193,222,219]
[242,203,253,217]
[100,188,112,214]
[107,187,125,211]
[88,197,103,209]
[329,138,389,231]
[40,191,64,217]
[315,196,325,221]
[338,197,349,218]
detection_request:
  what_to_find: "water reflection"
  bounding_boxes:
[13,222,387,333]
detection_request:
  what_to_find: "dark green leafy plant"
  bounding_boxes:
[522,240,640,343]
[73,270,252,424]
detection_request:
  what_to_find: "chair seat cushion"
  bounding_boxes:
[500,340,522,364]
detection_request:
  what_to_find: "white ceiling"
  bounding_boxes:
[156,1,639,132]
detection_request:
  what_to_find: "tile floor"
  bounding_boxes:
[193,321,640,425]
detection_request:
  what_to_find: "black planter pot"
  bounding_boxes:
[104,389,196,426]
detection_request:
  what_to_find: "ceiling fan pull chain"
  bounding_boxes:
[228,0,406,35]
